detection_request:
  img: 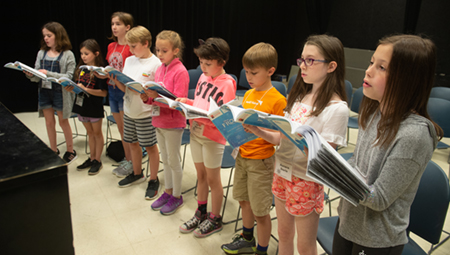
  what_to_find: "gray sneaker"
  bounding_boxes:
[112,160,133,178]
[221,234,256,254]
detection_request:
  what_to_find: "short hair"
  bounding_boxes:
[40,22,72,52]
[125,26,152,48]
[194,37,230,65]
[109,12,134,42]
[360,34,443,147]
[242,42,278,70]
[156,30,185,61]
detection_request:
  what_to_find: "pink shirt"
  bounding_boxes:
[186,73,236,144]
[147,58,189,128]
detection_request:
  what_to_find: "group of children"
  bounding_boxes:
[23,10,442,255]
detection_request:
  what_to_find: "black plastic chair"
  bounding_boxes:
[236,68,251,97]
[287,74,297,95]
[428,97,450,151]
[344,80,353,105]
[316,160,450,255]
[272,81,287,97]
[347,87,364,144]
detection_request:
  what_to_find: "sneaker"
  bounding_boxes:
[112,160,133,178]
[77,157,93,170]
[62,150,77,164]
[193,212,223,238]
[88,160,102,175]
[118,172,146,188]
[221,234,257,254]
[55,148,60,155]
[145,178,160,200]
[151,192,171,211]
[179,209,207,233]
[160,195,184,215]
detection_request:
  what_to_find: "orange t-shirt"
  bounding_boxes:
[239,86,287,159]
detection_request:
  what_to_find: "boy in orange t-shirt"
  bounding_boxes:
[221,43,287,255]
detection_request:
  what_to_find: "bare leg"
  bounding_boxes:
[129,142,142,175]
[91,120,104,161]
[275,197,295,255]
[145,144,160,180]
[42,108,57,152]
[113,111,130,161]
[205,166,223,216]
[56,111,73,152]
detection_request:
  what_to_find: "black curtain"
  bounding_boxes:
[1,0,449,113]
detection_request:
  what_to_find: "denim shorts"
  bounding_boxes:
[108,85,125,113]
[38,85,63,111]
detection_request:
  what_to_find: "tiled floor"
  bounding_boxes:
[14,108,450,255]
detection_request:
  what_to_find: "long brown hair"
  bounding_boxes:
[40,22,72,52]
[108,12,134,42]
[359,34,443,147]
[75,39,104,81]
[286,34,346,116]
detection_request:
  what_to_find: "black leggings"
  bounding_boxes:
[332,220,404,255]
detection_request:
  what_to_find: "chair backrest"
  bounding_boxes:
[272,81,287,97]
[287,74,297,94]
[430,86,450,102]
[407,160,450,244]
[350,87,364,113]
[229,74,238,85]
[188,89,195,99]
[345,80,353,105]
[238,68,250,89]
[188,69,202,90]
[427,97,450,138]
[221,145,236,168]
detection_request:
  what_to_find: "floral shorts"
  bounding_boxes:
[272,174,324,216]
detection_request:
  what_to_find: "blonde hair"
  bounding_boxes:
[125,26,152,48]
[156,30,185,61]
[109,12,134,42]
[242,42,277,70]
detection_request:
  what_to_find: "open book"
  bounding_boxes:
[80,65,134,85]
[80,65,110,76]
[208,104,263,148]
[5,61,88,96]
[209,105,307,150]
[209,104,369,206]
[154,95,211,119]
[124,81,177,99]
[299,127,370,206]
[5,61,48,80]
[47,77,89,95]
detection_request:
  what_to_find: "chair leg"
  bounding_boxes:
[429,230,450,254]
[182,180,197,194]
[222,167,236,224]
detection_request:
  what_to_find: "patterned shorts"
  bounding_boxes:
[272,174,324,216]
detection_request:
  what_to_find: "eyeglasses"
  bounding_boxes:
[297,58,329,67]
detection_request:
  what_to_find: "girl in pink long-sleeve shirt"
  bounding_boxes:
[142,30,189,215]
[177,38,236,238]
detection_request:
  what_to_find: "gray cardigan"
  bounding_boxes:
[28,50,76,119]
[337,112,438,248]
